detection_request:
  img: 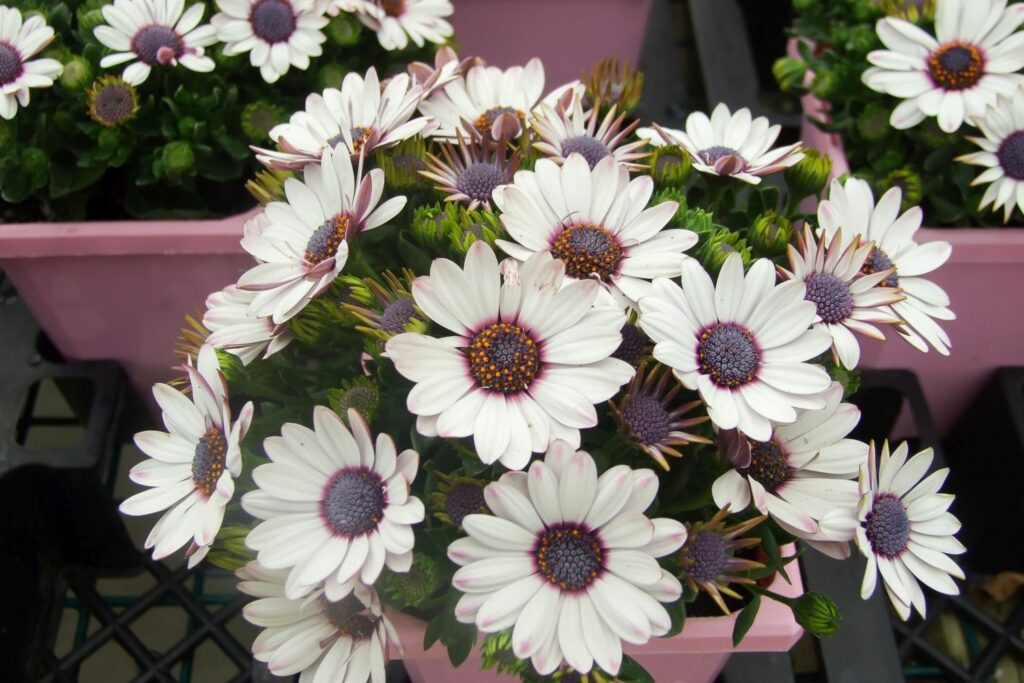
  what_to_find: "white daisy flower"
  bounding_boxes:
[636,104,804,184]
[957,90,1024,222]
[779,225,905,370]
[0,6,63,120]
[211,0,329,84]
[712,383,868,559]
[243,407,424,600]
[418,57,582,139]
[863,0,1024,133]
[448,443,686,676]
[822,441,965,620]
[493,154,697,304]
[203,284,295,365]
[817,178,955,355]
[338,0,453,52]
[254,67,431,170]
[384,242,635,470]
[94,0,218,85]
[237,146,407,324]
[638,253,833,442]
[120,345,254,567]
[531,92,649,171]
[238,562,402,682]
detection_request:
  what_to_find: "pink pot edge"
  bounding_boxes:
[389,543,804,662]
[0,206,261,258]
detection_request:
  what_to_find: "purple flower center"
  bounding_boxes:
[0,41,23,86]
[700,145,742,165]
[997,130,1024,181]
[740,439,789,493]
[612,323,647,363]
[305,213,351,265]
[928,42,984,91]
[90,80,136,127]
[697,323,761,388]
[250,0,296,44]
[131,25,183,66]
[561,135,610,168]
[685,531,728,582]
[456,162,506,203]
[804,272,855,324]
[381,297,415,334]
[863,494,911,558]
[321,468,386,537]
[534,524,604,592]
[621,395,671,446]
[860,247,899,288]
[550,223,622,282]
[474,106,525,136]
[466,322,541,394]
[192,427,227,497]
[444,483,486,527]
[321,595,378,640]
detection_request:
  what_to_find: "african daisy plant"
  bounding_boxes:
[0,0,452,221]
[778,0,1024,226]
[123,54,966,682]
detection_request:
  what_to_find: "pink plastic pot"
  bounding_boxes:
[798,86,1024,434]
[392,546,803,683]
[0,210,255,410]
[450,0,654,87]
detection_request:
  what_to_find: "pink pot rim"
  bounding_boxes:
[0,206,260,258]
[389,543,803,661]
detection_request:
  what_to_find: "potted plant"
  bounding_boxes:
[777,0,1024,432]
[0,0,454,405]
[111,53,966,681]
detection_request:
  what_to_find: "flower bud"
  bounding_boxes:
[750,210,793,256]
[878,169,922,211]
[378,555,442,608]
[698,230,752,277]
[785,148,832,201]
[326,13,362,46]
[60,56,93,89]
[241,101,284,142]
[772,56,807,94]
[790,592,842,637]
[857,104,891,141]
[328,377,380,423]
[811,70,840,101]
[650,144,692,187]
[161,140,196,178]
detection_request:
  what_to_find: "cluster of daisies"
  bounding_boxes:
[0,0,453,121]
[862,0,1024,221]
[119,52,965,681]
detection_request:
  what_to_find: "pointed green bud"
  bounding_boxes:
[698,229,752,277]
[650,144,692,187]
[811,70,840,101]
[877,169,922,211]
[683,208,717,240]
[772,56,807,94]
[328,377,380,423]
[326,12,362,46]
[59,56,93,90]
[161,141,196,179]
[411,203,505,259]
[241,101,284,142]
[785,148,832,202]
[77,8,106,33]
[750,210,793,256]
[213,348,246,385]
[377,136,429,191]
[378,554,443,609]
[828,364,861,399]
[790,591,842,637]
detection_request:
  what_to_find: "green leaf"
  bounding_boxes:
[445,626,475,668]
[732,593,762,646]
[423,614,445,651]
[617,655,656,683]
[757,524,789,583]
